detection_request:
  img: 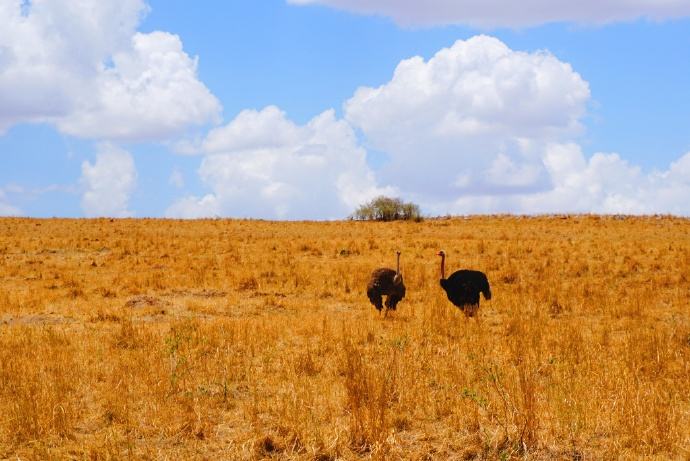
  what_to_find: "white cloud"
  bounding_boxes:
[288,0,690,28]
[340,35,690,217]
[203,105,303,153]
[0,0,220,140]
[0,188,21,216]
[345,35,589,203]
[166,194,220,219]
[167,34,690,218]
[80,143,137,217]
[167,106,394,219]
[442,145,690,216]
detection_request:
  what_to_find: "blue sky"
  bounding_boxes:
[1,0,689,218]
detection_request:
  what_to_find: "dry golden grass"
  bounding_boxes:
[0,216,689,460]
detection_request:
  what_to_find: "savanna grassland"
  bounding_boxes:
[0,216,689,460]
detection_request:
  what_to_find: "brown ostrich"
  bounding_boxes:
[437,250,491,317]
[367,250,406,315]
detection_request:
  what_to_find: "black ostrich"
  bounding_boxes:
[367,250,406,315]
[437,250,491,317]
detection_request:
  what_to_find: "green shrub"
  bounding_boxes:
[350,196,422,222]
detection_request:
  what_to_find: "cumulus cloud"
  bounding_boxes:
[0,188,21,216]
[0,0,220,140]
[166,34,690,218]
[287,0,690,28]
[340,35,690,216]
[345,35,589,203]
[167,106,394,219]
[80,143,137,217]
[442,145,690,216]
[166,194,220,219]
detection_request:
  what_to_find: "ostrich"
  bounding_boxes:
[437,250,491,317]
[367,250,406,315]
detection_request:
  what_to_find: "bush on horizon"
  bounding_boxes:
[351,196,422,222]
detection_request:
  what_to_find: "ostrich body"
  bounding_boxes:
[438,250,491,317]
[367,251,406,313]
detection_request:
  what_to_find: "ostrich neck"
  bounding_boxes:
[396,253,400,274]
[440,254,445,280]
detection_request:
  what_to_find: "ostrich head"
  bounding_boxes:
[393,250,403,285]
